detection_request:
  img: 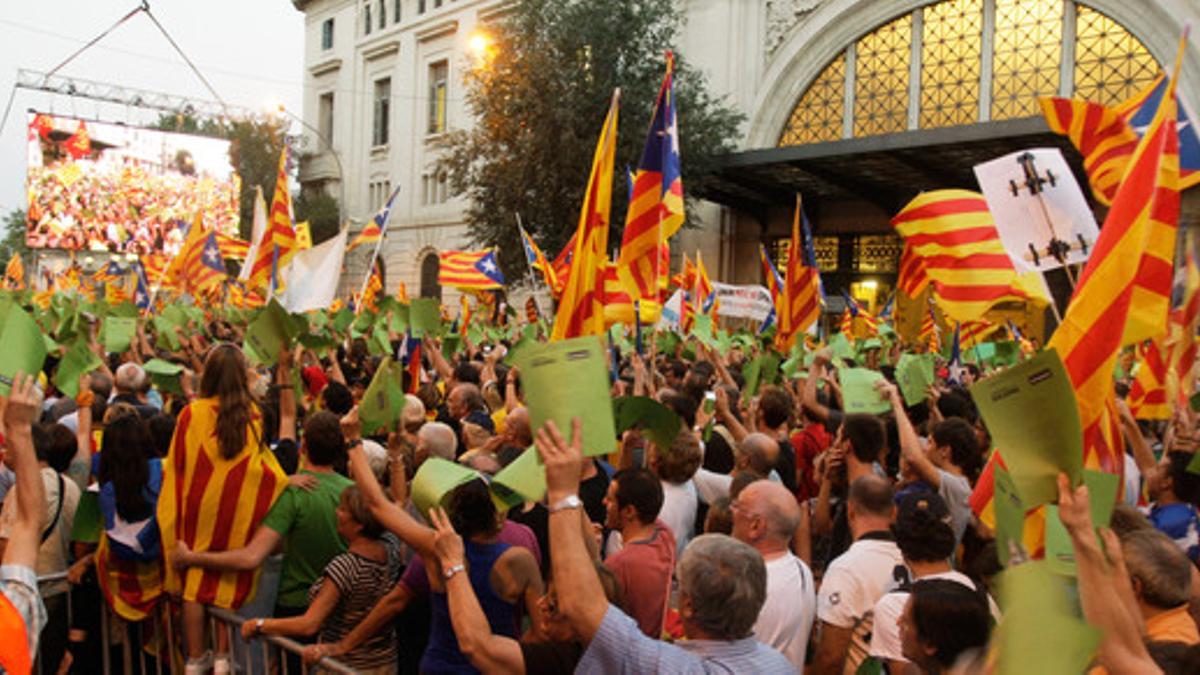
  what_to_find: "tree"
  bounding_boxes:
[0,209,31,269]
[440,0,744,280]
[156,114,338,243]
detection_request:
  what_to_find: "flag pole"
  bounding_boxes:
[356,190,399,314]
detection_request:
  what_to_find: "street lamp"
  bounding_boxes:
[273,103,347,226]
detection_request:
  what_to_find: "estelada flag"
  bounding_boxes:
[65,120,91,159]
[158,398,286,608]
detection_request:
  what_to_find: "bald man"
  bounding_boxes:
[732,480,816,672]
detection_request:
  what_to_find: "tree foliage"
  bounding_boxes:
[440,0,744,280]
[1,208,31,267]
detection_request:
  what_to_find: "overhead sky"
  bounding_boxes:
[0,1,305,221]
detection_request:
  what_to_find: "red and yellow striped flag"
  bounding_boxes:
[215,232,250,260]
[96,533,163,621]
[1167,247,1200,406]
[159,398,286,608]
[552,91,620,341]
[1128,340,1170,419]
[247,146,298,290]
[896,241,930,298]
[1048,37,1185,475]
[616,53,682,310]
[4,253,24,290]
[891,190,1049,324]
[1040,97,1140,206]
[777,196,822,350]
[360,260,384,313]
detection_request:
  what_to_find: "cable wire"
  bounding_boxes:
[42,2,147,82]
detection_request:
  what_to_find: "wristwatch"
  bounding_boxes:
[548,494,583,514]
[254,618,265,635]
[444,563,466,580]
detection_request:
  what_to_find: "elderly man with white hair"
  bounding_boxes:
[111,362,157,418]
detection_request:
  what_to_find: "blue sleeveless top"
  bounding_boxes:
[419,539,518,674]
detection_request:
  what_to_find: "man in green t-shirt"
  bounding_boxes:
[172,411,352,616]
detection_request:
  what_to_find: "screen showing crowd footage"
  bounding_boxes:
[25,112,240,255]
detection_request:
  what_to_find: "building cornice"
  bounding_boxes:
[309,57,343,77]
[416,19,459,43]
[363,40,401,62]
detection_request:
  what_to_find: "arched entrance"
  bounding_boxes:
[419,249,442,300]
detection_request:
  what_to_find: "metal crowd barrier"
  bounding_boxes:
[35,575,360,675]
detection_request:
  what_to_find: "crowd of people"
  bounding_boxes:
[0,306,1199,674]
[25,160,239,254]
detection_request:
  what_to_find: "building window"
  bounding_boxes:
[854,234,903,273]
[779,53,844,146]
[378,0,386,29]
[420,252,442,300]
[854,12,911,137]
[363,3,372,35]
[394,0,402,23]
[428,61,448,134]
[321,18,334,50]
[318,93,334,147]
[991,0,1063,120]
[1073,4,1158,107]
[373,78,391,146]
[418,0,426,14]
[778,1,1157,145]
[920,0,982,129]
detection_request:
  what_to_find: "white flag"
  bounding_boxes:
[281,227,348,313]
[238,186,269,282]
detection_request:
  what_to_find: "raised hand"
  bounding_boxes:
[534,418,583,502]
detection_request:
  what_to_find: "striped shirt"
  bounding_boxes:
[309,534,403,669]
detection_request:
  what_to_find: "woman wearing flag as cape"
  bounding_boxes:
[158,344,286,674]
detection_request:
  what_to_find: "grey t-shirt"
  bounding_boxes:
[938,469,973,542]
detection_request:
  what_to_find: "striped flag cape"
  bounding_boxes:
[247,146,298,291]
[552,90,620,341]
[616,53,683,308]
[1042,71,1200,205]
[349,185,400,252]
[892,190,1049,323]
[1047,36,1185,476]
[1128,340,1170,419]
[438,249,506,290]
[777,196,823,350]
[96,533,164,621]
[519,224,559,292]
[159,399,286,608]
[3,253,23,290]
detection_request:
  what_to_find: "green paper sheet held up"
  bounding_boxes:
[491,446,547,506]
[895,353,935,406]
[839,367,890,415]
[512,335,617,457]
[410,298,442,338]
[969,349,1083,508]
[0,306,48,396]
[410,458,480,523]
[359,357,406,436]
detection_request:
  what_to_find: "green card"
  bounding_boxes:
[969,349,1083,508]
[351,309,376,338]
[388,303,410,334]
[996,561,1100,675]
[993,460,1027,567]
[491,446,547,507]
[367,321,392,357]
[829,333,856,363]
[243,300,294,367]
[299,332,337,355]
[690,314,717,348]
[410,458,480,523]
[103,317,137,354]
[655,331,681,355]
[742,353,781,402]
[0,306,48,396]
[441,333,462,362]
[70,488,102,544]
[153,315,182,352]
[613,396,682,452]
[838,367,890,414]
[161,305,188,330]
[1043,468,1121,576]
[107,302,139,319]
[360,357,406,436]
[144,358,186,396]
[895,353,936,406]
[410,298,442,338]
[54,340,103,398]
[994,340,1021,367]
[512,335,617,457]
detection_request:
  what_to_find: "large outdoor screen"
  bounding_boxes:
[25,112,239,255]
